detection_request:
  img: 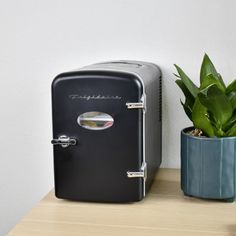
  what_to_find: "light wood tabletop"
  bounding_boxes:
[7,169,236,236]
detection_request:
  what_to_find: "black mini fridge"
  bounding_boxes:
[51,61,162,202]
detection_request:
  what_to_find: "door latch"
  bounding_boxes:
[51,135,77,148]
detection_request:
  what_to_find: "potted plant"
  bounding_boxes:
[175,54,236,202]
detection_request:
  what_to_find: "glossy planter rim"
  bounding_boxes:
[182,126,236,141]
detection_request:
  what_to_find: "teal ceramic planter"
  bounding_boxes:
[181,127,236,202]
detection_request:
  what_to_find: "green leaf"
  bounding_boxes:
[173,73,180,78]
[226,122,236,136]
[192,97,215,137]
[226,79,236,94]
[216,73,226,91]
[175,80,195,107]
[206,111,226,136]
[200,54,218,80]
[198,84,232,127]
[174,64,199,98]
[200,54,226,89]
[176,79,195,121]
[223,111,236,132]
[227,91,236,111]
[200,74,225,92]
[180,100,192,121]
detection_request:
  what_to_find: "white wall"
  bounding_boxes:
[1,0,236,235]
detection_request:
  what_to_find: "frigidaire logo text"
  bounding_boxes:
[69,94,122,100]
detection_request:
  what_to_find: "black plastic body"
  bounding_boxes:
[52,63,162,202]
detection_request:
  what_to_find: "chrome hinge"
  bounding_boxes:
[126,102,144,109]
[127,162,147,180]
[126,95,146,111]
[51,135,77,148]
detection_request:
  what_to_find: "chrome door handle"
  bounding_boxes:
[51,135,77,148]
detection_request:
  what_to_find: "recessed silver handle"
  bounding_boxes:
[51,135,77,148]
[77,111,114,130]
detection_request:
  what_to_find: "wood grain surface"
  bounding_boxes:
[7,169,236,236]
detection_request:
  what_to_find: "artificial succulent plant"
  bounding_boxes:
[174,54,236,137]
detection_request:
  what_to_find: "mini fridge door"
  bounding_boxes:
[51,72,144,202]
